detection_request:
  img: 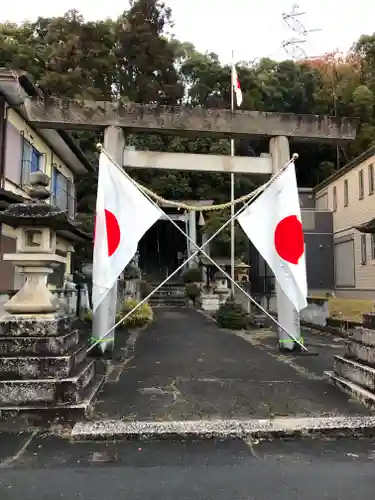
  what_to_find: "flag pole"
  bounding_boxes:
[230,49,235,297]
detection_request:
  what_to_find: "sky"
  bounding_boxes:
[1,0,375,64]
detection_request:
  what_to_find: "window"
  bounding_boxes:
[21,138,43,185]
[344,179,348,206]
[359,169,364,199]
[334,238,355,288]
[332,186,337,211]
[4,122,23,184]
[361,234,367,265]
[51,167,75,218]
[369,164,374,195]
[372,234,375,260]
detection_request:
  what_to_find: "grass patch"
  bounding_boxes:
[328,297,374,322]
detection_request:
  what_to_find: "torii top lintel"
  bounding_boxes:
[22,98,357,144]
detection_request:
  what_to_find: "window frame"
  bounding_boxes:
[361,234,367,265]
[369,163,374,195]
[371,234,375,260]
[344,179,349,206]
[359,169,364,200]
[332,185,337,211]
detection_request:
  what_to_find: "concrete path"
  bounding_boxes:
[93,308,369,421]
[1,432,375,499]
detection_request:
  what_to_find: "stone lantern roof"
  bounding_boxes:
[0,201,91,241]
[0,178,91,243]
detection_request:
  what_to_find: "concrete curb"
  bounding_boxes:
[71,416,375,440]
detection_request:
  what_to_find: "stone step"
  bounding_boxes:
[148,299,188,306]
[325,370,375,409]
[0,315,71,337]
[149,294,187,300]
[152,302,189,309]
[149,283,184,288]
[346,340,375,366]
[0,373,105,423]
[0,330,79,357]
[0,359,96,406]
[151,291,185,298]
[0,344,87,379]
[349,328,375,348]
[151,294,186,300]
[151,288,185,295]
[333,355,375,392]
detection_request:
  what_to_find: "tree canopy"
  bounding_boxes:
[1,0,375,256]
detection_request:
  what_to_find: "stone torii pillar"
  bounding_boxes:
[93,126,125,354]
[270,136,302,351]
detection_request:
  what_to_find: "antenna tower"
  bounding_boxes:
[281,4,321,60]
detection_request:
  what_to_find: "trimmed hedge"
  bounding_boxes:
[216,297,248,330]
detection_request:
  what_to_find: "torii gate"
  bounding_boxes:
[23,99,357,349]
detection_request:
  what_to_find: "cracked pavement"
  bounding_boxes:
[92,308,370,421]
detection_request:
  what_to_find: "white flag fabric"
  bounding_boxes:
[92,153,162,312]
[237,163,307,311]
[231,64,243,107]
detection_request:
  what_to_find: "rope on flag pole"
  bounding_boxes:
[87,148,306,354]
[230,49,236,297]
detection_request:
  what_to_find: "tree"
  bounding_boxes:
[115,0,183,104]
[1,7,375,219]
[204,210,249,259]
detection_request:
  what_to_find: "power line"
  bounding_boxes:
[281,4,321,60]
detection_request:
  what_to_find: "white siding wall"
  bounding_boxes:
[316,153,375,297]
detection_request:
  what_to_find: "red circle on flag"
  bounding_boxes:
[274,215,304,265]
[105,209,121,257]
[94,210,121,257]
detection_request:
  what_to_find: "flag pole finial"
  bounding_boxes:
[292,153,299,160]
[97,143,103,151]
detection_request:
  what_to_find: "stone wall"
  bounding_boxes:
[327,312,375,408]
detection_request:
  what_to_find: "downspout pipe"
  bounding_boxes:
[0,95,7,189]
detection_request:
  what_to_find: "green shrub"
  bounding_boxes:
[182,266,201,284]
[185,283,201,303]
[216,297,248,330]
[116,298,154,329]
[83,311,93,323]
[139,280,153,299]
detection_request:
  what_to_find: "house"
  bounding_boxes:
[314,146,375,299]
[0,68,92,290]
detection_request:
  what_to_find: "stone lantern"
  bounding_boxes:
[3,222,66,315]
[0,172,103,422]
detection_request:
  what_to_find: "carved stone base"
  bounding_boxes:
[0,316,104,423]
[4,268,58,315]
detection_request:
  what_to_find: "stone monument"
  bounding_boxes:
[0,172,103,422]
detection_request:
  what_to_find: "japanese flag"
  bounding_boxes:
[92,153,162,312]
[232,64,243,107]
[237,163,307,311]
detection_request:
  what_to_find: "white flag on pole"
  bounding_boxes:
[92,152,162,312]
[237,163,307,311]
[231,64,243,107]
